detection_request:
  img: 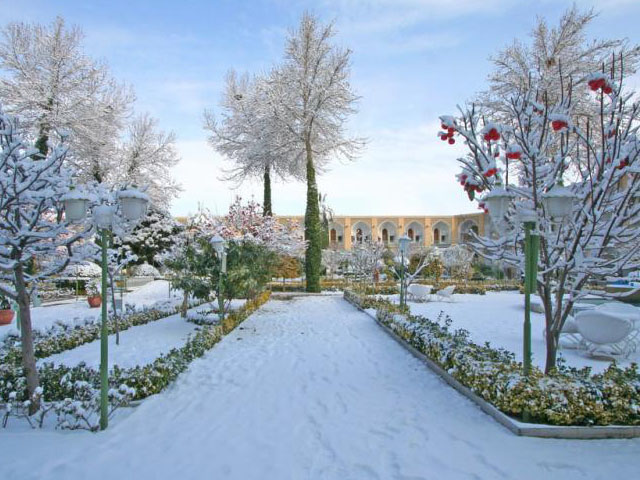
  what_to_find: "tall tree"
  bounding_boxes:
[0,17,133,161]
[204,71,301,216]
[269,13,364,291]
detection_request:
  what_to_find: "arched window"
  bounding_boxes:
[330,229,337,243]
[356,228,363,243]
[408,228,414,240]
[433,228,440,244]
[382,228,389,243]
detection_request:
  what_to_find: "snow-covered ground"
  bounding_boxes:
[396,291,640,373]
[36,298,249,369]
[1,280,182,341]
[37,311,198,369]
[1,296,638,480]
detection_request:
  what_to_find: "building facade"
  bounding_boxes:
[277,213,487,250]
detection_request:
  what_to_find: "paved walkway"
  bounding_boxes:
[2,296,638,479]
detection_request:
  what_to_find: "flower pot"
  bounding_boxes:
[87,295,102,308]
[0,309,14,325]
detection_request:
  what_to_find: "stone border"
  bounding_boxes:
[346,298,640,439]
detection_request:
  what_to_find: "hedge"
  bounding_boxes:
[344,290,640,427]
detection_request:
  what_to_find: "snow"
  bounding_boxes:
[36,297,248,369]
[400,291,640,373]
[0,280,182,342]
[1,296,638,479]
[37,311,198,369]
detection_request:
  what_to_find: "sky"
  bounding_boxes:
[4,0,640,217]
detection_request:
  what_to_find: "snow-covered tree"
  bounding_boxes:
[440,245,475,280]
[115,114,181,211]
[349,241,385,289]
[440,55,640,372]
[204,71,301,216]
[0,111,92,409]
[480,6,640,121]
[267,13,364,292]
[0,17,133,162]
[121,207,182,267]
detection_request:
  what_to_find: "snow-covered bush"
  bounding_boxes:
[128,263,161,278]
[61,262,102,278]
[345,290,640,426]
[85,279,100,296]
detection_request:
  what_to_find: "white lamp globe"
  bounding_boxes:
[483,184,515,224]
[93,204,115,229]
[542,182,577,220]
[210,234,226,256]
[117,189,149,221]
[62,191,91,222]
[398,235,411,256]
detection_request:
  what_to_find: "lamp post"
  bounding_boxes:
[63,188,148,430]
[210,235,227,321]
[484,180,576,376]
[398,235,411,307]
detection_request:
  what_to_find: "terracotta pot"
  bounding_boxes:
[87,295,102,308]
[0,309,14,325]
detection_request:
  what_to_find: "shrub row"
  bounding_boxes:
[344,290,640,427]
[1,291,271,430]
[1,298,205,365]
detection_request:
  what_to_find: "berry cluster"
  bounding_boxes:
[483,167,498,178]
[483,128,500,142]
[588,74,613,95]
[616,157,629,170]
[440,122,456,144]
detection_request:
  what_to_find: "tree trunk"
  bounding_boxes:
[304,140,322,292]
[181,291,189,318]
[15,263,40,414]
[544,326,559,373]
[263,165,272,216]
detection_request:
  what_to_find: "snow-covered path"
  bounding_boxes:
[2,297,639,480]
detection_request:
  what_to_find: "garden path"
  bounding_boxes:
[1,296,639,479]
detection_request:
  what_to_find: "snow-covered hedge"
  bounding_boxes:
[345,290,640,427]
[1,291,271,430]
[128,263,161,278]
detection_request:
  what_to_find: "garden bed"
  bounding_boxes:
[344,290,640,435]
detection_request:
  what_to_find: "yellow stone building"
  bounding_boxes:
[277,213,487,250]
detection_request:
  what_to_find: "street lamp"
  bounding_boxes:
[484,183,541,376]
[210,235,227,321]
[398,235,411,307]
[63,188,148,431]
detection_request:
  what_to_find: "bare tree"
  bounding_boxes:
[0,111,92,410]
[441,53,640,372]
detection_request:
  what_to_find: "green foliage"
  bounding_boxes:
[304,164,322,292]
[166,236,277,309]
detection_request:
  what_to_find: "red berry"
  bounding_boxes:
[447,127,455,134]
[603,85,613,95]
[441,123,447,130]
[448,138,455,145]
[551,120,568,132]
[506,152,521,160]
[441,134,448,141]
